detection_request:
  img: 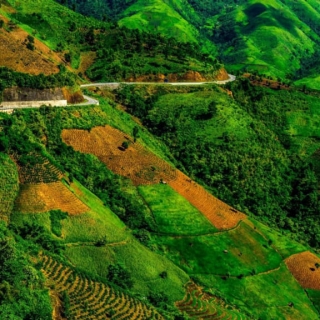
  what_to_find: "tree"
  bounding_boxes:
[133,126,139,142]
[107,263,133,289]
[121,141,130,150]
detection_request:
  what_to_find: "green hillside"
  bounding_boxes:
[2,0,320,319]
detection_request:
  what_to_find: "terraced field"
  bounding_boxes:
[286,251,320,290]
[176,282,244,319]
[62,126,246,230]
[11,153,63,184]
[15,181,88,215]
[40,255,164,320]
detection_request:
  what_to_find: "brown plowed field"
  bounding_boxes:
[62,126,176,185]
[286,251,320,290]
[62,126,246,229]
[0,17,61,75]
[15,181,89,215]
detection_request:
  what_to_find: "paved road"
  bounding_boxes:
[71,95,99,106]
[0,75,236,111]
[80,74,236,88]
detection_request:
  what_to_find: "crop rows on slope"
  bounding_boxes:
[40,255,164,320]
[11,152,63,184]
[286,251,320,290]
[168,170,246,230]
[62,126,246,229]
[15,182,88,215]
[176,282,244,320]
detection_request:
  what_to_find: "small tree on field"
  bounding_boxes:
[121,141,130,150]
[133,126,139,142]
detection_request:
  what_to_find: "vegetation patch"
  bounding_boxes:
[154,221,281,276]
[197,263,318,319]
[176,282,245,319]
[0,153,19,221]
[138,184,217,235]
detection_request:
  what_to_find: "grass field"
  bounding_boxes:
[138,184,217,235]
[248,218,307,259]
[119,0,198,43]
[153,221,281,276]
[66,240,189,303]
[197,263,318,319]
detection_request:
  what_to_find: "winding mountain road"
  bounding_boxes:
[0,74,236,111]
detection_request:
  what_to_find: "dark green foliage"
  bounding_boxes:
[107,263,133,289]
[86,27,220,81]
[148,291,169,309]
[49,210,68,237]
[13,221,65,254]
[61,291,71,318]
[56,0,135,20]
[0,222,52,319]
[0,66,76,96]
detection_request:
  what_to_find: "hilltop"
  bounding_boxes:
[58,0,320,86]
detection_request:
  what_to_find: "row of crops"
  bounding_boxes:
[40,255,164,320]
[176,282,245,319]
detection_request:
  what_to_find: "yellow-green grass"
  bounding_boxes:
[66,240,189,303]
[153,221,282,276]
[196,263,319,320]
[249,218,307,259]
[295,76,320,91]
[215,0,318,78]
[119,0,198,43]
[138,184,217,235]
[0,154,19,221]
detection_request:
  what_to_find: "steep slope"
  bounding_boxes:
[0,15,61,75]
[119,0,198,43]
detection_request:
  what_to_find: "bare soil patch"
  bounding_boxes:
[0,18,61,75]
[286,251,320,290]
